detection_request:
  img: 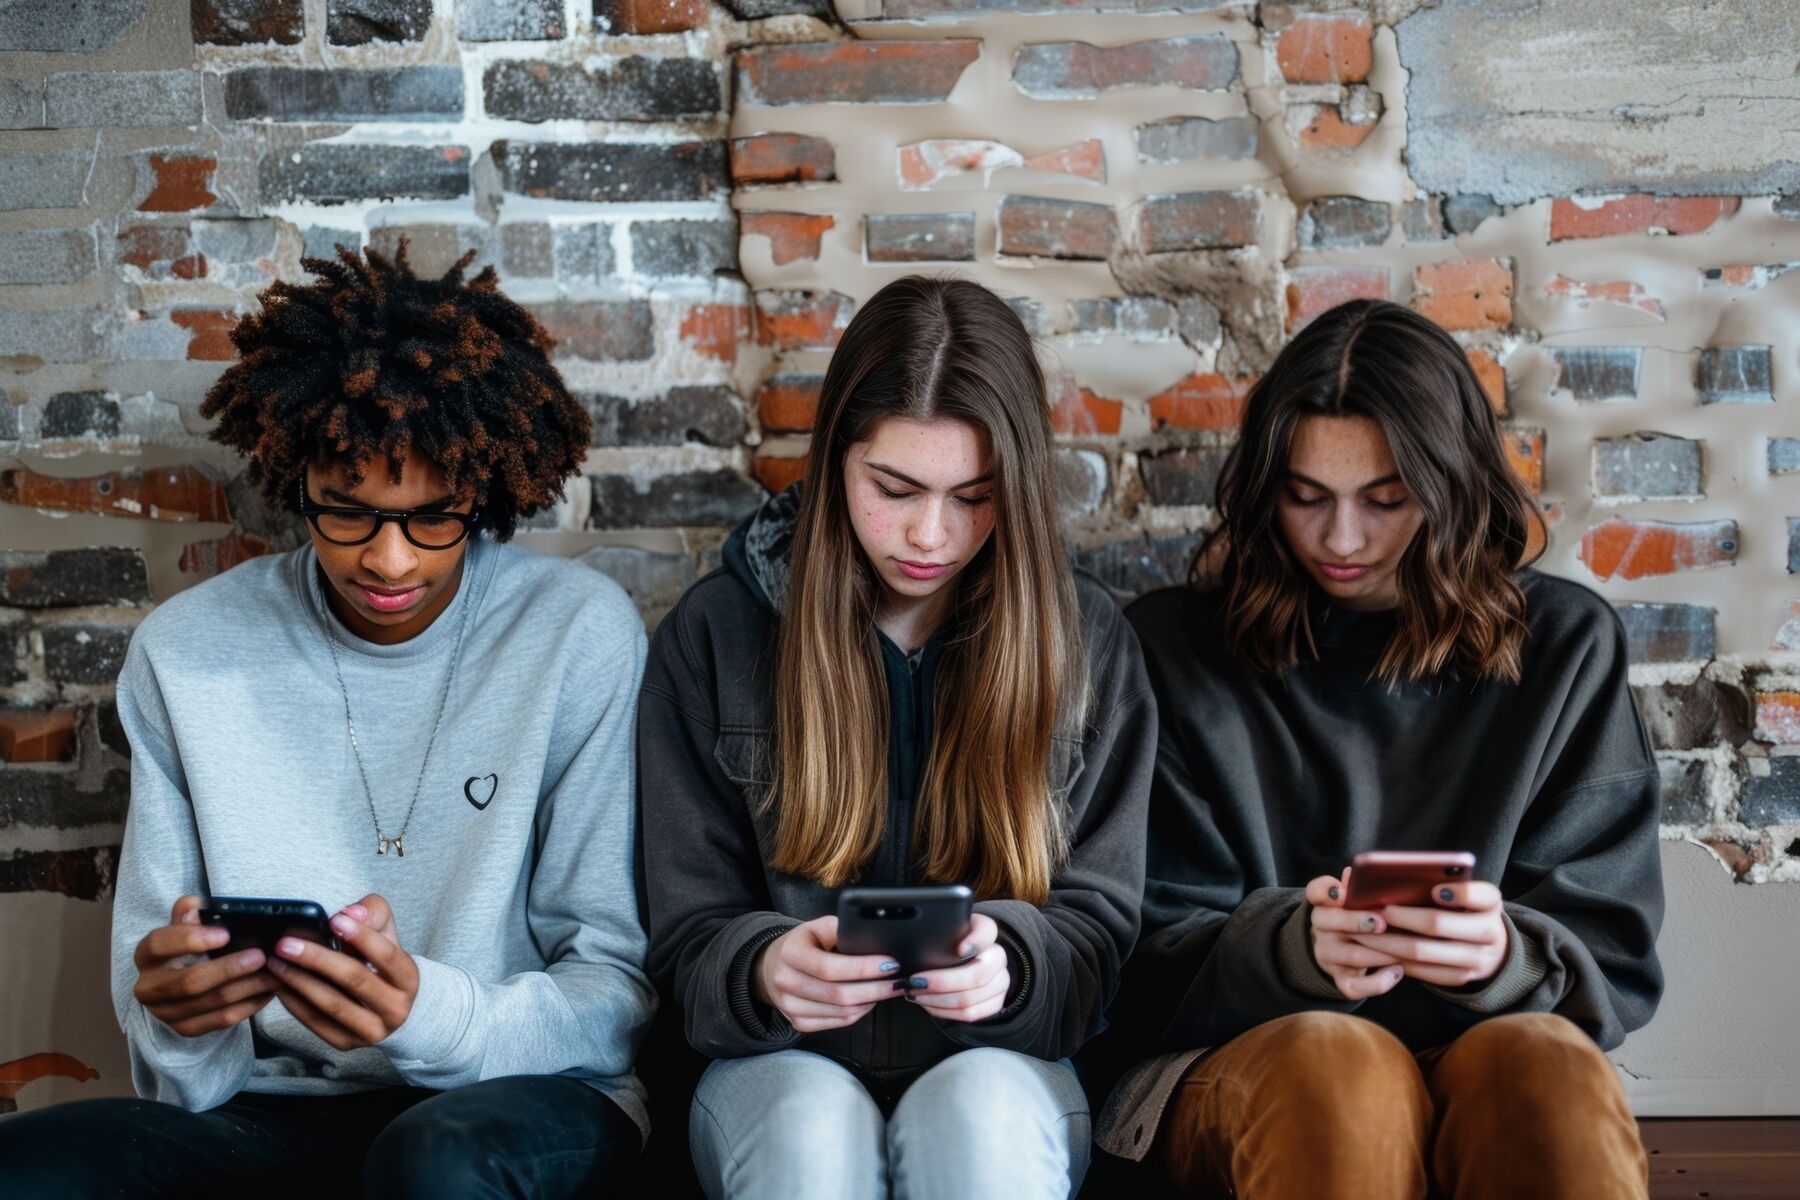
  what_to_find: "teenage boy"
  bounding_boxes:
[0,244,655,1196]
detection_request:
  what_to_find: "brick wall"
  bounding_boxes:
[1,0,1797,1111]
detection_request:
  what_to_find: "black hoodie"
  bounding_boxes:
[637,486,1156,1104]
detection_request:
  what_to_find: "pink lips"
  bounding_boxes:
[1318,562,1370,583]
[356,582,426,613]
[896,559,950,581]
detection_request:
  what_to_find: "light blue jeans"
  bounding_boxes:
[689,1047,1091,1200]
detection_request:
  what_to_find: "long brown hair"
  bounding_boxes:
[771,276,1085,904]
[1196,299,1541,683]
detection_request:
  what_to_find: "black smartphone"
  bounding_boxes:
[198,897,341,958]
[835,885,973,973]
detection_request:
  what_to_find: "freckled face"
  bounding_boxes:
[1275,414,1426,612]
[844,416,998,605]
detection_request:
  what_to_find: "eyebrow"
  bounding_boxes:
[1287,472,1405,493]
[867,462,995,491]
[322,486,456,511]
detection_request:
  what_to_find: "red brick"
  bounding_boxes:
[117,224,205,278]
[897,138,1104,190]
[754,454,808,494]
[1148,373,1254,430]
[754,290,854,351]
[1021,140,1104,183]
[139,156,216,213]
[1411,258,1512,331]
[0,709,76,764]
[737,41,980,107]
[679,303,750,363]
[1139,190,1260,253]
[178,532,275,580]
[1754,692,1800,744]
[1050,375,1122,436]
[1296,105,1376,152]
[730,134,836,186]
[1549,194,1739,241]
[1285,265,1389,331]
[741,212,835,265]
[1578,517,1738,582]
[1467,349,1506,414]
[757,374,824,433]
[169,310,238,361]
[595,0,708,33]
[1542,275,1665,319]
[193,0,303,45]
[1276,14,1373,84]
[1501,426,1544,495]
[997,195,1117,260]
[0,464,232,523]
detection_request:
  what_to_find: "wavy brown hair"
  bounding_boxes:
[1195,299,1542,683]
[202,242,589,541]
[771,276,1086,904]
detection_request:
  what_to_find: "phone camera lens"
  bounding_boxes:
[873,908,888,918]
[1447,866,1465,876]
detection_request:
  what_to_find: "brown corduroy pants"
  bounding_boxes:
[1159,1010,1648,1200]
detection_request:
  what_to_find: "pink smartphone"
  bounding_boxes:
[1342,851,1477,911]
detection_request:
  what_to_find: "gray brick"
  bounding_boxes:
[500,223,554,278]
[495,141,728,203]
[193,0,303,44]
[46,71,201,128]
[1299,196,1391,249]
[1548,346,1640,402]
[997,195,1118,260]
[584,386,747,447]
[40,392,121,440]
[261,144,470,205]
[1402,197,1445,241]
[484,59,720,123]
[1013,34,1237,100]
[1777,192,1800,220]
[367,223,493,276]
[631,219,739,277]
[719,0,837,13]
[1787,517,1800,575]
[42,624,132,686]
[191,218,281,268]
[0,768,130,832]
[1140,446,1232,507]
[0,149,93,212]
[1741,755,1800,826]
[864,212,976,263]
[1617,603,1715,664]
[1072,532,1196,599]
[328,0,433,44]
[456,0,565,40]
[1134,116,1258,163]
[1056,449,1108,514]
[1179,296,1221,346]
[1139,190,1261,252]
[552,225,616,285]
[0,0,142,51]
[0,310,100,364]
[576,545,698,616]
[590,469,764,528]
[0,78,44,129]
[0,229,95,285]
[0,548,150,608]
[1634,681,1748,751]
[302,226,360,261]
[1069,296,1179,338]
[1770,438,1800,475]
[0,847,119,901]
[0,401,18,442]
[530,301,656,362]
[1442,194,1502,234]
[1658,758,1710,825]
[1591,433,1703,501]
[1697,346,1773,405]
[225,66,463,123]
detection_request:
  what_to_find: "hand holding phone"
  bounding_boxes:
[263,893,422,1052]
[132,895,279,1037]
[1305,872,1405,1001]
[1347,864,1509,989]
[752,915,907,1034]
[895,912,1009,1024]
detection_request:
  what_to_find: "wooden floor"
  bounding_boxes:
[1641,1119,1800,1199]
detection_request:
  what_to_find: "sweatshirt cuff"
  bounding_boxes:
[991,918,1033,1021]
[1425,912,1548,1014]
[381,954,477,1068]
[727,921,799,1042]
[1276,901,1348,1002]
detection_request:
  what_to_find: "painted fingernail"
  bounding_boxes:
[236,949,263,967]
[1439,887,1455,902]
[329,916,355,937]
[1389,968,1405,982]
[1361,916,1379,932]
[1328,886,1340,900]
[277,938,305,957]
[893,980,912,991]
[909,976,929,990]
[879,961,899,974]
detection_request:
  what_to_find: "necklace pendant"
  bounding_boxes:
[378,838,389,856]
[393,836,405,858]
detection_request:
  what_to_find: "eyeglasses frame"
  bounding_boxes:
[297,483,482,551]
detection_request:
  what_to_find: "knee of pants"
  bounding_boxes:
[362,1096,522,1199]
[1434,1013,1623,1113]
[690,1052,885,1196]
[889,1049,1089,1188]
[0,1098,191,1192]
[1229,1012,1428,1135]
[893,1047,1086,1138]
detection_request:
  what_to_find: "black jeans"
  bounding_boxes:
[0,1074,640,1199]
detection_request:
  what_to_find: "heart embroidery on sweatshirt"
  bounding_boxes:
[464,774,499,811]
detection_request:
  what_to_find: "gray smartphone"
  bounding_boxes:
[835,885,973,973]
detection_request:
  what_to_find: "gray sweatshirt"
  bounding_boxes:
[110,535,656,1136]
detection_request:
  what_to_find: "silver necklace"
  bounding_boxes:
[321,568,475,857]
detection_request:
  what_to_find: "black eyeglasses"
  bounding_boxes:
[298,486,481,551]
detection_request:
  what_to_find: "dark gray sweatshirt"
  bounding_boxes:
[1091,569,1664,1157]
